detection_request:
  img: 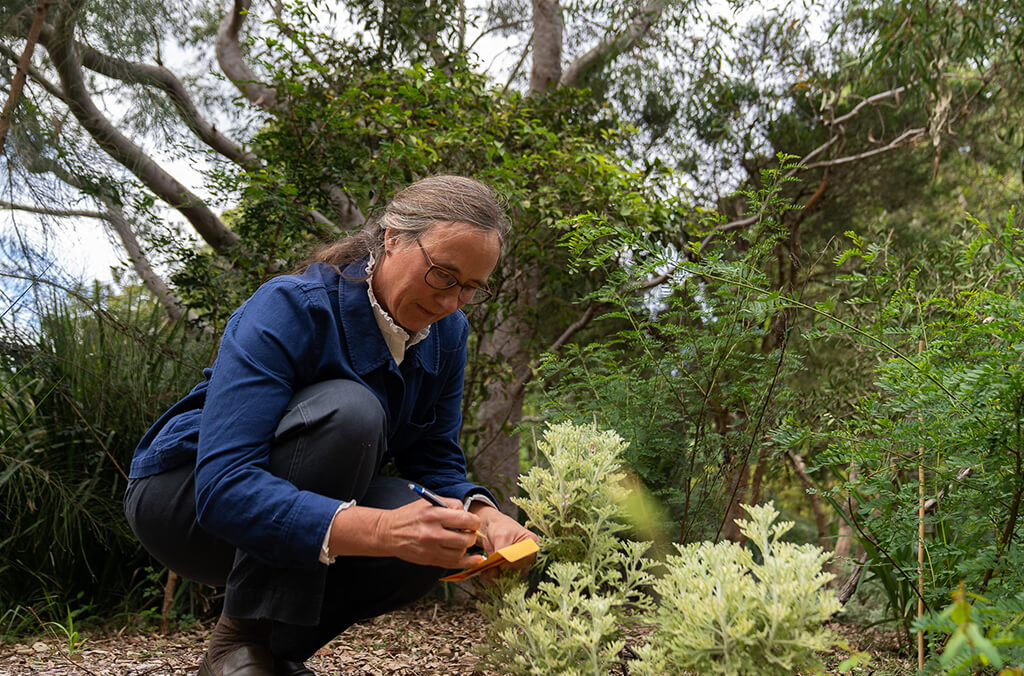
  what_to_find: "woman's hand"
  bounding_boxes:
[372,497,486,570]
[469,503,539,582]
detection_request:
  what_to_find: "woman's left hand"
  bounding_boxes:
[468,502,539,583]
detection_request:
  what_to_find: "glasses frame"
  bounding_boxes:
[416,240,493,305]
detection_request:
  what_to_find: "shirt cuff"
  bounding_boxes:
[319,500,356,565]
[463,493,498,512]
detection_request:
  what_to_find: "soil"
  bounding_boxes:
[0,603,915,675]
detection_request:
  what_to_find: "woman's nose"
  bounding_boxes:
[437,288,462,314]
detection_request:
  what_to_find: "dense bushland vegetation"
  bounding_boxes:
[3,0,1024,671]
[0,286,211,633]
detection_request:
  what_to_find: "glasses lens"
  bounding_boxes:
[425,266,458,290]
[461,287,491,305]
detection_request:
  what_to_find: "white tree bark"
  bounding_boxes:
[216,0,281,113]
[529,0,562,93]
[44,2,241,255]
[559,0,672,88]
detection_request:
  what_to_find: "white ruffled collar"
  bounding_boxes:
[365,253,430,365]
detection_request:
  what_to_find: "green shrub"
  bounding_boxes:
[478,422,655,675]
[634,502,840,676]
[811,212,1024,635]
[480,422,839,676]
[916,585,1024,675]
[0,283,211,632]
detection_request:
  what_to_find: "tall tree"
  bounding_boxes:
[3,0,1023,514]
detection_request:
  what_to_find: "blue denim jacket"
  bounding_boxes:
[129,260,495,568]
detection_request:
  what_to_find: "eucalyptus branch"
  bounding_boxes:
[0,200,108,220]
[17,144,201,327]
[65,34,260,170]
[214,0,363,231]
[802,127,927,171]
[99,194,199,327]
[559,0,672,88]
[216,0,280,113]
[0,42,66,102]
[828,86,909,127]
[42,7,242,254]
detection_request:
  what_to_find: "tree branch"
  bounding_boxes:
[559,0,670,88]
[0,42,67,102]
[216,0,280,112]
[43,4,241,254]
[502,34,533,96]
[802,127,926,170]
[0,0,52,149]
[468,19,530,54]
[17,147,198,326]
[509,302,600,401]
[0,199,107,220]
[64,34,260,170]
[829,86,909,127]
[214,0,363,231]
[101,194,195,325]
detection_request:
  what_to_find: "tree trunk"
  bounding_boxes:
[788,449,832,552]
[470,266,538,514]
[530,0,562,93]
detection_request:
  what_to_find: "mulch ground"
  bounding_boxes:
[0,603,915,675]
[0,602,496,676]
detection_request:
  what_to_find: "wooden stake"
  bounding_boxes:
[918,463,925,670]
[161,569,178,635]
[917,339,926,671]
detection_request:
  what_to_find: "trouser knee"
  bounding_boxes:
[269,379,386,501]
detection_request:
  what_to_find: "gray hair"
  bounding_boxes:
[297,175,509,273]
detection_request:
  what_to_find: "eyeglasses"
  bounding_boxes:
[417,240,492,305]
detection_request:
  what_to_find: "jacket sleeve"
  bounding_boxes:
[394,315,499,506]
[194,280,342,568]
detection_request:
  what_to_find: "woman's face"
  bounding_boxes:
[372,221,501,332]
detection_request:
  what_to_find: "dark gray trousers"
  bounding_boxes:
[124,380,444,661]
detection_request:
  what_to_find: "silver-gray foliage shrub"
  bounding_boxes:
[479,421,840,676]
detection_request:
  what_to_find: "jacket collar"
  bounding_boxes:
[338,259,440,376]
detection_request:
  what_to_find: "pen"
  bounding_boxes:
[408,483,489,542]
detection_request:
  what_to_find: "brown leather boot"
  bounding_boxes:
[274,658,317,675]
[195,615,274,676]
[196,644,275,676]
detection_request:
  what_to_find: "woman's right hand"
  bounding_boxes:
[327,500,484,569]
[375,497,485,569]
